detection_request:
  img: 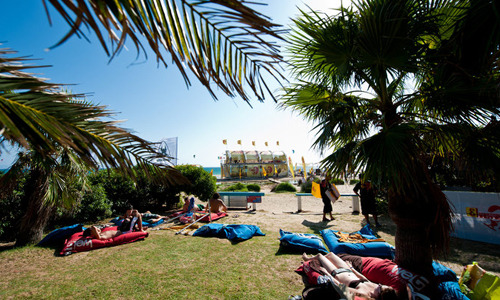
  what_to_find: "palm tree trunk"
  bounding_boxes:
[15,168,53,246]
[390,211,434,277]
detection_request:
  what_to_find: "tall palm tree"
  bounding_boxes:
[0,48,189,245]
[281,0,500,280]
[44,0,285,103]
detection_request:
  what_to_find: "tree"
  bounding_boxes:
[1,0,284,244]
[44,0,285,103]
[0,49,188,245]
[281,0,500,281]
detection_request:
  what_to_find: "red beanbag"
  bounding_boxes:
[179,212,227,224]
[60,226,148,256]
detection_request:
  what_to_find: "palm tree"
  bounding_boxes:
[281,0,500,279]
[1,0,285,245]
[0,48,188,245]
[44,0,285,103]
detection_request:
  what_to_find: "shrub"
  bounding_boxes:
[300,181,312,193]
[246,184,261,192]
[74,184,113,222]
[350,179,360,185]
[223,182,248,192]
[89,169,137,214]
[0,188,24,242]
[274,182,297,193]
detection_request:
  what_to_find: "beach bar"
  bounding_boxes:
[220,150,289,179]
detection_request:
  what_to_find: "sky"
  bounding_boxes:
[0,0,347,168]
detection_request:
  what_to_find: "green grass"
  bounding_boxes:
[0,228,304,299]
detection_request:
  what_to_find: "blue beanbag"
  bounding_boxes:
[320,225,395,258]
[432,262,468,300]
[223,225,265,242]
[279,229,328,254]
[193,224,265,242]
[37,224,84,246]
[437,281,469,300]
[192,223,225,237]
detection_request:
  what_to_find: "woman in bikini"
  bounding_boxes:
[302,252,398,299]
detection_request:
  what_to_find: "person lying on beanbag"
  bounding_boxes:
[84,226,122,240]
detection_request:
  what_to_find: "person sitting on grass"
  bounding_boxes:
[181,196,200,213]
[302,252,398,300]
[119,207,144,232]
[206,193,228,213]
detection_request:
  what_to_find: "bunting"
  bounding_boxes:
[276,141,280,146]
[222,139,227,145]
[237,140,242,145]
[302,156,307,176]
[288,157,295,179]
[252,141,255,146]
[265,142,268,147]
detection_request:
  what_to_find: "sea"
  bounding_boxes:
[203,167,221,179]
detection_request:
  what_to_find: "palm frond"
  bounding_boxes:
[0,47,188,186]
[43,0,285,103]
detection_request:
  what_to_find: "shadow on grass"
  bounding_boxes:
[444,237,500,274]
[301,219,335,235]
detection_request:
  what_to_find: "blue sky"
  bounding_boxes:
[1,0,345,168]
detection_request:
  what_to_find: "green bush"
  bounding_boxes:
[74,184,113,222]
[300,181,312,193]
[274,182,297,193]
[332,178,344,185]
[223,182,248,192]
[165,165,217,206]
[246,184,261,192]
[0,186,24,242]
[89,169,137,214]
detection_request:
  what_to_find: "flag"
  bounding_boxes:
[252,141,255,146]
[222,139,227,145]
[210,169,213,176]
[262,166,267,177]
[265,141,268,147]
[276,141,280,146]
[311,182,322,198]
[288,157,295,179]
[237,140,242,145]
[302,156,307,176]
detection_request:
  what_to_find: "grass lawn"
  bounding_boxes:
[0,228,305,299]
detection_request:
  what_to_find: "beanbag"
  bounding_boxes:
[37,224,84,247]
[432,261,469,300]
[279,230,328,254]
[193,224,265,242]
[192,223,225,236]
[320,225,395,258]
[179,212,227,224]
[59,226,148,256]
[223,224,265,242]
